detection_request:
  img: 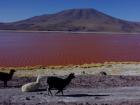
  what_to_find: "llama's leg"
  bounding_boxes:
[4,81,7,86]
[55,90,61,95]
[48,86,53,96]
[47,87,49,95]
[61,90,64,96]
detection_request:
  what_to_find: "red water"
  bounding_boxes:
[0,33,140,67]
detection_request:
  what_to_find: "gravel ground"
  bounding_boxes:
[1,75,140,104]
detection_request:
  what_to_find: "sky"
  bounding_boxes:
[1,0,140,23]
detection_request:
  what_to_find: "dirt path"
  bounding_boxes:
[1,75,140,104]
[1,87,140,105]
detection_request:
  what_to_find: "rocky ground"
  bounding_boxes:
[1,75,140,105]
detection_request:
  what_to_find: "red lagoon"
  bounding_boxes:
[0,33,140,67]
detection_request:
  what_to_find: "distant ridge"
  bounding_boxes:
[0,8,140,33]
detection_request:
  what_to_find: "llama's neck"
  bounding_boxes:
[36,76,40,83]
[9,72,14,79]
[66,76,73,83]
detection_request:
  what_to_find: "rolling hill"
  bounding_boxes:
[1,8,140,33]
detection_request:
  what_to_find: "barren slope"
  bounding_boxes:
[1,9,140,33]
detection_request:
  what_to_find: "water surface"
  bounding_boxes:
[0,33,140,67]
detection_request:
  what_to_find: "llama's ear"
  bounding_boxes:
[10,69,15,72]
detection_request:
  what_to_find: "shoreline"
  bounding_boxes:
[1,62,140,77]
[0,61,139,70]
[0,30,140,35]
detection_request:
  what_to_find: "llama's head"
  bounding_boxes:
[99,71,107,75]
[38,75,42,79]
[10,69,15,73]
[69,73,75,79]
[10,69,16,72]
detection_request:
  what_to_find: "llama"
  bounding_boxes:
[0,69,15,86]
[22,75,42,92]
[47,73,75,96]
[99,71,107,75]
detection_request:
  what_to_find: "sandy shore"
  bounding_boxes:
[9,63,140,77]
[0,30,140,34]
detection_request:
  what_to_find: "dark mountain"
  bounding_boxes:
[1,8,140,33]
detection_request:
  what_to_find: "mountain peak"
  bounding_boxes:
[55,8,108,20]
[0,8,140,33]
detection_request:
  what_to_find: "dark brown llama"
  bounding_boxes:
[0,69,15,86]
[47,73,75,96]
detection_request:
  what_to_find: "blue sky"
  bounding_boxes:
[1,0,140,23]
